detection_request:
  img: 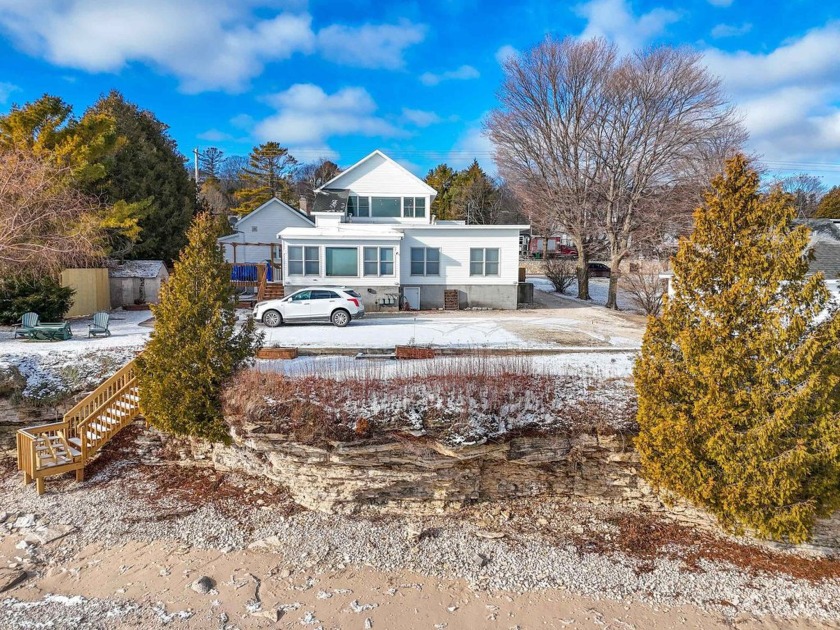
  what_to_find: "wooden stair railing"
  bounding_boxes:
[16,357,141,495]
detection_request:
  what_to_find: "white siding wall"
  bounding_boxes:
[399,228,521,285]
[282,238,402,288]
[221,200,314,263]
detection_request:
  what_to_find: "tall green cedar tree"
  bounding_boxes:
[137,213,262,443]
[89,91,195,262]
[424,164,457,220]
[634,155,840,543]
[234,142,298,214]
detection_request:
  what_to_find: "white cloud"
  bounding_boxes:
[0,2,427,92]
[576,0,679,53]
[402,108,442,127]
[704,22,840,93]
[420,65,480,86]
[495,45,519,66]
[703,22,840,170]
[317,20,426,69]
[0,81,19,103]
[710,22,752,39]
[253,83,403,157]
[0,1,315,93]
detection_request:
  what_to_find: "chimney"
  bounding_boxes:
[299,195,308,214]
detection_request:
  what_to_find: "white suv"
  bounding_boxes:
[253,287,365,328]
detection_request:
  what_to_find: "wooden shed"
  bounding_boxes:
[109,260,169,308]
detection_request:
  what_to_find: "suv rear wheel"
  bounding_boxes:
[331,309,350,327]
[262,309,283,328]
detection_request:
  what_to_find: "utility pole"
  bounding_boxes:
[193,147,200,183]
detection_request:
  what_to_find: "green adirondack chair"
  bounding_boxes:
[88,311,111,338]
[13,312,39,339]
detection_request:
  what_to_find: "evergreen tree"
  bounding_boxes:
[634,155,840,543]
[233,142,298,214]
[424,164,457,220]
[89,91,195,262]
[816,186,840,219]
[452,160,501,224]
[137,213,261,443]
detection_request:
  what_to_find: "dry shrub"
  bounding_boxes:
[223,354,637,447]
[543,257,577,294]
[621,264,668,315]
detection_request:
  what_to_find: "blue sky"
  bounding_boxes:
[0,0,838,185]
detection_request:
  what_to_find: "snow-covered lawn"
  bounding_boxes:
[528,275,648,314]
[0,309,152,356]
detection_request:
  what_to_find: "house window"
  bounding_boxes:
[363,247,395,276]
[287,246,320,276]
[403,197,426,218]
[470,248,500,276]
[251,225,258,232]
[325,247,358,277]
[410,247,440,276]
[371,197,401,218]
[347,195,370,217]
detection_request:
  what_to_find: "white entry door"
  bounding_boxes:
[403,286,420,310]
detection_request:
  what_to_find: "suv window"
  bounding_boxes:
[311,290,339,299]
[289,290,311,301]
[344,289,362,298]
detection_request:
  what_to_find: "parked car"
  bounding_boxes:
[253,287,365,327]
[587,262,611,278]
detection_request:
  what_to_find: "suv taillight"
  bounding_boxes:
[347,297,360,307]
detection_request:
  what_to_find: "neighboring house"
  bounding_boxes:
[278,150,529,310]
[660,219,840,301]
[218,197,314,264]
[109,260,169,308]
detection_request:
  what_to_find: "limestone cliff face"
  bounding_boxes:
[182,418,840,554]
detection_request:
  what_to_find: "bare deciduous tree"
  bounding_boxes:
[0,151,104,277]
[593,47,745,309]
[773,173,825,218]
[621,263,668,316]
[487,37,746,307]
[488,37,617,300]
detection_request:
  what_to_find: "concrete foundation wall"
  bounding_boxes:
[335,285,400,312]
[407,284,518,310]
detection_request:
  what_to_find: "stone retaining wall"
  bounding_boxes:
[184,422,840,555]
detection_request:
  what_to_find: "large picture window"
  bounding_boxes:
[363,247,395,276]
[470,248,500,276]
[371,197,401,218]
[287,246,320,276]
[325,247,358,277]
[410,247,440,276]
[403,197,426,218]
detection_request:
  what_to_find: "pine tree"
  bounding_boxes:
[233,142,298,214]
[136,213,262,443]
[424,164,457,220]
[634,154,840,543]
[89,91,195,262]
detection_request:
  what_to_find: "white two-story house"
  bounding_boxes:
[220,150,529,310]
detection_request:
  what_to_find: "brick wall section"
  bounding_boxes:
[443,289,459,310]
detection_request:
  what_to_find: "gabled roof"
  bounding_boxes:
[315,149,438,196]
[227,197,314,233]
[109,260,167,279]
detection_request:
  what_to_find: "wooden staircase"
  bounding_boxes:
[16,358,141,495]
[262,283,285,300]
